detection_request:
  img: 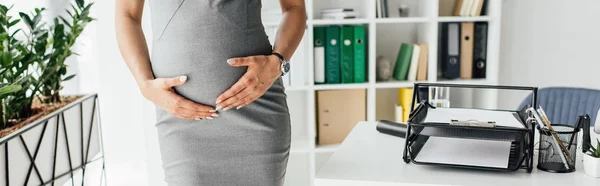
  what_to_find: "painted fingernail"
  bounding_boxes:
[179,76,187,83]
[223,107,231,111]
[215,106,223,110]
[211,113,219,117]
[236,106,243,110]
[195,118,203,120]
[206,117,214,120]
[209,110,217,113]
[227,59,236,65]
[216,99,222,104]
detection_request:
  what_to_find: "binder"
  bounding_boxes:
[325,26,341,84]
[393,43,413,81]
[353,25,366,83]
[460,22,474,79]
[314,26,326,84]
[473,22,488,79]
[439,23,461,79]
[407,44,421,81]
[416,44,429,81]
[340,26,354,83]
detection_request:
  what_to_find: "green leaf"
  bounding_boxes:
[59,16,71,28]
[1,52,12,66]
[0,85,21,96]
[0,6,7,15]
[8,19,20,27]
[18,12,32,30]
[66,10,73,18]
[70,4,79,18]
[62,74,76,81]
[76,0,85,9]
[10,28,22,37]
[32,12,42,28]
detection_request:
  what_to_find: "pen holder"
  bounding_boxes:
[537,124,579,173]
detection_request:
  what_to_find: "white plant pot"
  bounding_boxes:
[0,94,104,186]
[583,153,600,177]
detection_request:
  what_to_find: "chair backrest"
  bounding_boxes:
[519,87,600,127]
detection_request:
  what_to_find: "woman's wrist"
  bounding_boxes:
[267,54,283,79]
[136,77,154,90]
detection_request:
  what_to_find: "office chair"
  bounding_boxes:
[519,87,600,128]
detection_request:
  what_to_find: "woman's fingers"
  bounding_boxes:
[156,76,188,88]
[215,78,250,106]
[164,91,218,120]
[235,93,258,110]
[218,87,256,110]
[168,92,216,112]
[216,74,260,109]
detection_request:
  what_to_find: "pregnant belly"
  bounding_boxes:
[150,28,272,106]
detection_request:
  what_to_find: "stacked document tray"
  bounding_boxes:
[402,83,537,172]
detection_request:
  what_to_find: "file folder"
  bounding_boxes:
[460,22,474,79]
[314,26,326,84]
[473,22,487,79]
[340,26,354,83]
[353,25,366,83]
[439,23,461,79]
[325,26,341,84]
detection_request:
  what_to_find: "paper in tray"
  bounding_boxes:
[414,136,512,168]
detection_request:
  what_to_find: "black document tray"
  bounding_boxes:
[402,83,538,173]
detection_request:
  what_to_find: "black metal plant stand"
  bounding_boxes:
[0,94,106,186]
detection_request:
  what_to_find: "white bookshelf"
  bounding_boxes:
[263,0,503,185]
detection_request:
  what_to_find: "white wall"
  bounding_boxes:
[95,0,161,185]
[499,0,600,108]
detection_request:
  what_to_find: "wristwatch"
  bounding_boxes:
[272,52,290,76]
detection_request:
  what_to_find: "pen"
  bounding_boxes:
[528,108,545,128]
[538,107,574,166]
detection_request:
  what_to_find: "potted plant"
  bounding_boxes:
[584,139,600,177]
[0,1,105,185]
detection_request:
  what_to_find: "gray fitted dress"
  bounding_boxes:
[147,0,291,185]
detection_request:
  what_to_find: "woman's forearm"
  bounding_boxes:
[115,11,154,86]
[272,1,307,61]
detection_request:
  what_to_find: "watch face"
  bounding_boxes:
[283,63,291,73]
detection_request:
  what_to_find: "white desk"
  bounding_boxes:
[316,122,599,186]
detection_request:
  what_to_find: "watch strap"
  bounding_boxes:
[272,52,286,62]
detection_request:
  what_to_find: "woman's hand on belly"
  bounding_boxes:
[140,76,219,120]
[215,55,282,110]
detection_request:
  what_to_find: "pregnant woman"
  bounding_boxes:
[115,0,305,185]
